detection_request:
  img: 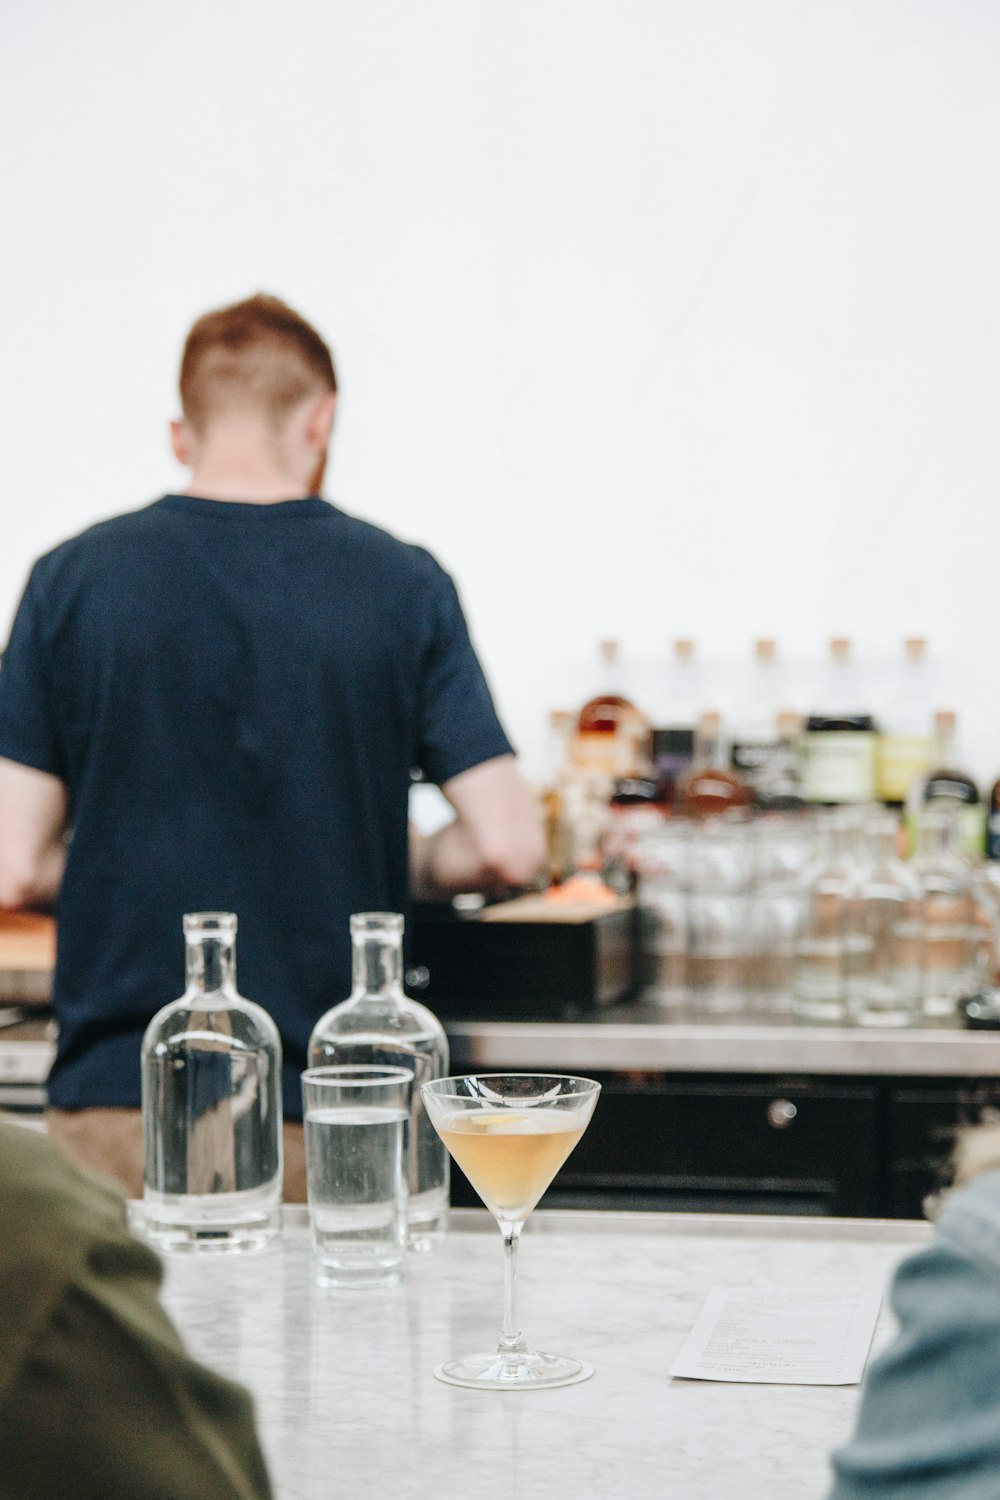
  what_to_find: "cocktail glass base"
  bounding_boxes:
[433,1347,594,1390]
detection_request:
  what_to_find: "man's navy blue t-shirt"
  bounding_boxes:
[0,495,513,1115]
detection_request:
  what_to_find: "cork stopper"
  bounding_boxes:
[829,638,851,662]
[754,638,777,663]
[673,638,695,661]
[904,637,927,663]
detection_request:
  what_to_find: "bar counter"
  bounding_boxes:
[446,999,1000,1077]
[157,1205,929,1500]
[5,999,1000,1086]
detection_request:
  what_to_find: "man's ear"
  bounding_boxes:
[169,419,192,467]
[306,391,337,451]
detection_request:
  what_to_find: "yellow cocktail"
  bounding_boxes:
[421,1073,601,1390]
[435,1109,587,1222]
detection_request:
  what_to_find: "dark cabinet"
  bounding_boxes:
[447,1067,1000,1219]
[884,1081,1000,1218]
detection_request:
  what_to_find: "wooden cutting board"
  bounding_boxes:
[0,913,56,970]
[479,893,636,925]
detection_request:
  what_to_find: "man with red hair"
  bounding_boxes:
[0,293,543,1197]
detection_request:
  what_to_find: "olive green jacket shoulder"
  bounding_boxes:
[0,1122,272,1500]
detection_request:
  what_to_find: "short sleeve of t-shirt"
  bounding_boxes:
[0,567,63,779]
[414,566,513,787]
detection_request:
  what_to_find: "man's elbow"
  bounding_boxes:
[0,854,58,912]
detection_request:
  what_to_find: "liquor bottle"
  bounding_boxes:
[309,912,449,1252]
[845,812,924,1027]
[987,778,1000,861]
[649,638,700,805]
[649,728,696,811]
[730,639,786,792]
[606,763,665,893]
[876,638,933,806]
[540,708,575,885]
[571,638,648,781]
[680,712,753,819]
[911,805,976,1022]
[753,711,809,813]
[802,639,878,805]
[652,638,701,736]
[141,912,283,1253]
[906,710,983,861]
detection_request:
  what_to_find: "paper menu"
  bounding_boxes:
[668,1288,882,1385]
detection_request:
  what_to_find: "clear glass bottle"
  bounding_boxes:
[875,638,933,806]
[845,812,924,1027]
[730,639,785,791]
[792,811,860,1023]
[684,817,753,1015]
[540,708,575,885]
[651,637,701,741]
[746,811,817,1013]
[141,912,283,1253]
[635,820,689,1013]
[911,805,976,1022]
[308,912,449,1252]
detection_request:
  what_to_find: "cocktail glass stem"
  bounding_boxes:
[498,1220,526,1355]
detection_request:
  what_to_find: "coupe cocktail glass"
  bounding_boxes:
[421,1073,600,1390]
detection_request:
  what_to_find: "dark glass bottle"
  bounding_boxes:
[987,778,1000,861]
[753,712,809,813]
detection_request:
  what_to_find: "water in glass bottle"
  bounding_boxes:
[141,912,283,1253]
[309,912,449,1252]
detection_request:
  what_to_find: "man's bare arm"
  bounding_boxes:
[0,758,69,910]
[409,755,545,901]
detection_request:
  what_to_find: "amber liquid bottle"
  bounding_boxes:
[572,638,648,780]
[680,712,753,818]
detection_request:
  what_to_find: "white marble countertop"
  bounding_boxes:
[158,1207,931,1500]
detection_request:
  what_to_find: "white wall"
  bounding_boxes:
[2,0,999,788]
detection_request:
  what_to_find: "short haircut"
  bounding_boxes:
[179,293,337,433]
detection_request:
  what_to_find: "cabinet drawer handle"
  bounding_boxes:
[767,1098,798,1129]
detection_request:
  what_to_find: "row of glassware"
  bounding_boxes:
[634,804,1000,1027]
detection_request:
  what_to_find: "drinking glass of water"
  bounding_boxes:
[301,1065,413,1288]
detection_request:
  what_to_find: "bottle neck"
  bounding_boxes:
[352,932,404,998]
[931,720,956,767]
[694,726,727,772]
[186,933,237,995]
[916,812,958,861]
[867,826,899,865]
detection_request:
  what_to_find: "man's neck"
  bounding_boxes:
[182,426,312,503]
[183,469,311,504]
